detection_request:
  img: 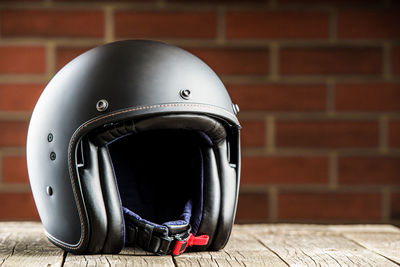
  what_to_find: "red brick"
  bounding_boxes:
[339,157,400,185]
[336,83,400,111]
[0,46,45,74]
[187,48,269,75]
[241,120,266,147]
[0,121,28,147]
[2,156,28,184]
[115,11,216,39]
[226,11,329,39]
[278,192,381,221]
[56,0,154,1]
[0,0,42,2]
[235,192,269,222]
[391,192,400,220]
[242,156,328,184]
[0,10,104,38]
[228,84,326,111]
[0,84,43,111]
[168,0,263,2]
[168,0,262,2]
[338,11,400,39]
[56,47,93,71]
[393,46,400,76]
[278,0,380,4]
[389,120,400,148]
[279,47,382,75]
[0,0,41,1]
[0,193,39,220]
[276,120,379,148]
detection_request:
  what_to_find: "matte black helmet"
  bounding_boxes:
[27,40,241,255]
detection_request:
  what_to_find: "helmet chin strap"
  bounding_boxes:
[124,209,209,255]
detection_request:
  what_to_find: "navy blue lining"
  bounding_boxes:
[107,130,210,243]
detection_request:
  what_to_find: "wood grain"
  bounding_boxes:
[257,232,398,267]
[0,222,64,267]
[0,222,398,267]
[344,232,400,265]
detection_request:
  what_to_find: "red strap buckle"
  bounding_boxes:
[172,234,209,256]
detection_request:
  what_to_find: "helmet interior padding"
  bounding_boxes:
[78,114,236,253]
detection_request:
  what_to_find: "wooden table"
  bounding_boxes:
[0,222,399,266]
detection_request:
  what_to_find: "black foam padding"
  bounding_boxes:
[209,140,237,250]
[191,146,220,251]
[98,146,125,253]
[78,140,108,253]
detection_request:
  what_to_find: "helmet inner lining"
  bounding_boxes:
[107,129,210,236]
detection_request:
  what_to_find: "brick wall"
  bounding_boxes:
[0,0,399,225]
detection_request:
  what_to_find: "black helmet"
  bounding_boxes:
[27,40,241,255]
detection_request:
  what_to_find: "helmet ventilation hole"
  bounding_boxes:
[47,133,53,142]
[96,99,109,112]
[179,89,191,100]
[46,186,53,196]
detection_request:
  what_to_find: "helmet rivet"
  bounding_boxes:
[96,99,109,112]
[180,89,191,100]
[233,103,240,114]
[50,152,56,161]
[47,133,53,142]
[46,186,53,196]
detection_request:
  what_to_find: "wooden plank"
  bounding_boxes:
[256,231,399,267]
[63,253,174,267]
[0,222,398,266]
[343,232,400,265]
[64,247,175,267]
[174,227,288,267]
[329,224,400,233]
[0,222,64,267]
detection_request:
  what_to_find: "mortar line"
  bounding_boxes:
[381,186,391,223]
[216,6,226,45]
[326,78,335,113]
[0,148,26,155]
[242,184,400,193]
[379,115,389,154]
[383,0,391,8]
[0,37,399,47]
[46,41,56,80]
[268,0,277,9]
[328,7,337,42]
[0,150,3,184]
[0,184,31,193]
[328,152,338,189]
[269,42,279,81]
[268,186,278,222]
[243,148,400,157]
[383,42,392,80]
[266,115,275,153]
[104,5,115,43]
[44,0,52,7]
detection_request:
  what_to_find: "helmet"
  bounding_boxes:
[27,40,241,255]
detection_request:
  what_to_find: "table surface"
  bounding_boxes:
[0,222,399,266]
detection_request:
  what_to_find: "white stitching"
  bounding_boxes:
[60,103,234,250]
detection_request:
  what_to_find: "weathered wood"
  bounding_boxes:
[63,253,174,267]
[0,222,64,267]
[174,229,288,267]
[0,222,399,267]
[256,231,398,266]
[344,232,400,265]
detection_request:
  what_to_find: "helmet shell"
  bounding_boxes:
[27,40,239,251]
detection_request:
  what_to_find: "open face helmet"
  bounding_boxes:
[27,40,241,255]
